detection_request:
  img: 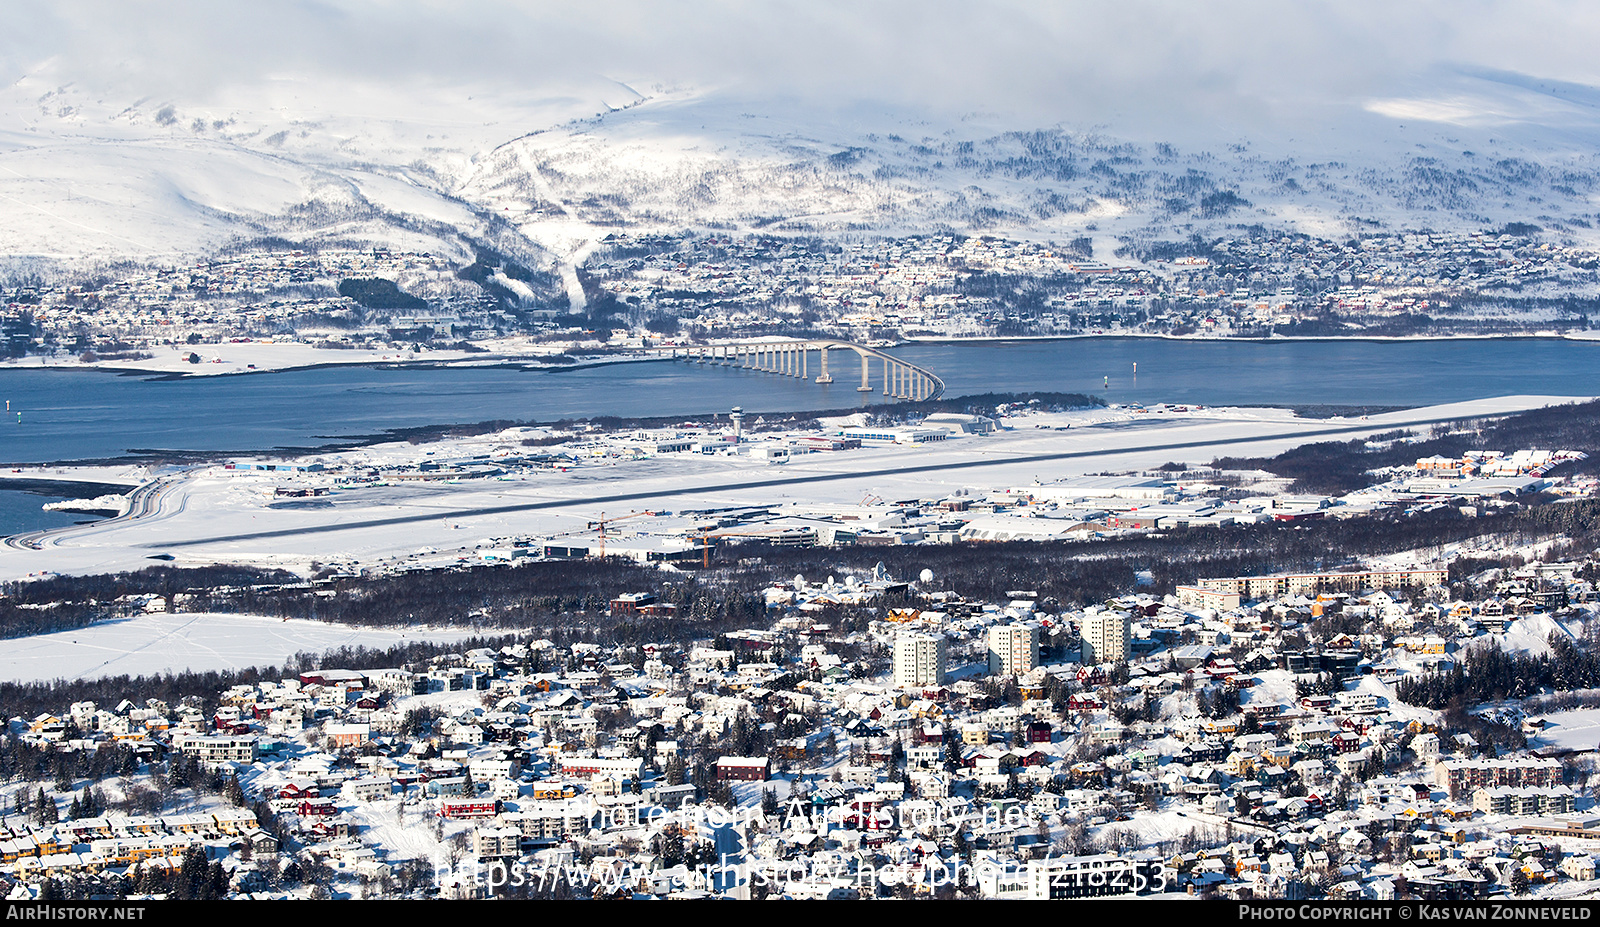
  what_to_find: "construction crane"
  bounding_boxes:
[691,526,816,567]
[586,510,657,559]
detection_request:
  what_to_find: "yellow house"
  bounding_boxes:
[29,714,64,735]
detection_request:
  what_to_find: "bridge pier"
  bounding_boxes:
[661,339,941,402]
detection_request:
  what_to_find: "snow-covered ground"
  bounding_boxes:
[0,611,484,684]
[1476,612,1585,658]
[1527,708,1600,754]
[10,19,1600,274]
[0,339,653,378]
[0,394,1581,582]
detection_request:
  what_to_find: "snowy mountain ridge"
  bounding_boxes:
[7,65,1600,282]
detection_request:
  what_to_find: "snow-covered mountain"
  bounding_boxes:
[7,52,1600,280]
[464,78,1600,264]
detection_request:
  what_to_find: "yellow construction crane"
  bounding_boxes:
[586,510,657,559]
[691,526,815,567]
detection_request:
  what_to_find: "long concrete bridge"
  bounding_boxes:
[647,338,944,401]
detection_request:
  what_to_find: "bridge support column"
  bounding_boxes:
[653,341,940,403]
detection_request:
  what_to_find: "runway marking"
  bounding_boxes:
[151,409,1502,548]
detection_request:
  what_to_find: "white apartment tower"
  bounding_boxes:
[894,633,948,688]
[988,623,1039,676]
[1080,609,1132,666]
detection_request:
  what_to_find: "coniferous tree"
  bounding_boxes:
[225,773,246,807]
[33,787,56,825]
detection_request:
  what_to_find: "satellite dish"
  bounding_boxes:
[845,576,859,590]
[920,569,934,584]
[873,562,886,581]
[794,574,806,589]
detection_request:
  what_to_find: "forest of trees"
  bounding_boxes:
[335,277,427,311]
[0,564,299,639]
[1215,398,1600,495]
[1395,633,1600,709]
[7,493,1600,652]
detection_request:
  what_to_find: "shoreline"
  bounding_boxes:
[0,330,1596,382]
[900,330,1600,346]
[0,349,664,381]
[0,395,1491,472]
[0,477,139,497]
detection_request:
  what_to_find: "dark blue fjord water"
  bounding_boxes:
[0,337,1594,533]
[0,339,1594,465]
[0,487,110,535]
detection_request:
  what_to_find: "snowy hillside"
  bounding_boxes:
[0,61,627,270]
[468,81,1600,258]
[9,54,1600,276]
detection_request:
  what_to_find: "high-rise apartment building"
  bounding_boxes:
[894,633,948,688]
[1080,609,1132,665]
[988,623,1039,676]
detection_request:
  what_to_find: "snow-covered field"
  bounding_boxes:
[1477,612,1584,658]
[0,394,1581,582]
[0,611,484,684]
[0,339,650,378]
[0,392,1585,686]
[1528,708,1600,754]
